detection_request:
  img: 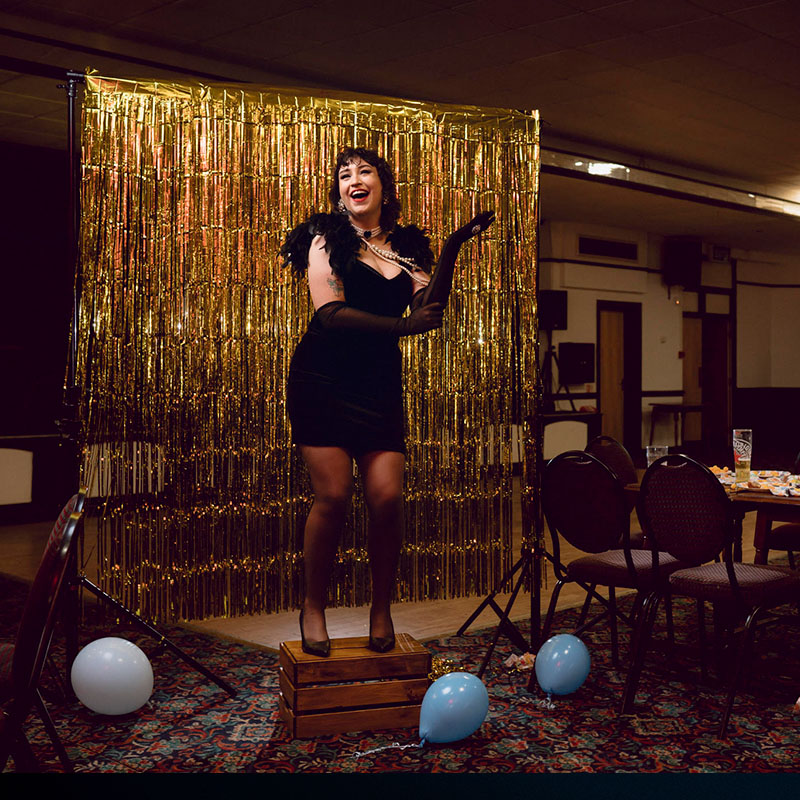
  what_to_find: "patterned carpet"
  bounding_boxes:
[3,573,800,773]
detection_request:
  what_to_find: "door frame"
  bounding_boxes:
[596,300,642,457]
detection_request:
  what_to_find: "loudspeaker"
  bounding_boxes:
[663,238,702,290]
[538,290,567,331]
[558,342,595,385]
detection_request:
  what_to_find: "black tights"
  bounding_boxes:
[299,446,405,643]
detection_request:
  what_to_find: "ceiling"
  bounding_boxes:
[2,0,800,255]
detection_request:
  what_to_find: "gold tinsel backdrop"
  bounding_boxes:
[76,74,540,622]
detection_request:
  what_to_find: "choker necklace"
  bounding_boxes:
[350,221,382,240]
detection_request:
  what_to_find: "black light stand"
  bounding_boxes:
[458,322,580,678]
[540,328,576,412]
[456,416,546,680]
[56,70,235,699]
[456,545,537,679]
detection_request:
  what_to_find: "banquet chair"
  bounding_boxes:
[621,454,800,738]
[581,436,647,628]
[584,435,645,547]
[759,450,800,567]
[0,493,86,772]
[535,451,684,670]
[585,435,638,487]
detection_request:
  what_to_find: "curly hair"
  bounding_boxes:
[328,147,401,231]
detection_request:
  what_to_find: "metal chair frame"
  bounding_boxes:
[621,454,800,738]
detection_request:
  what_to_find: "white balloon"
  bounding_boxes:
[71,637,154,715]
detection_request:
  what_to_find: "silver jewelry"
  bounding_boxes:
[471,224,481,235]
[337,198,348,215]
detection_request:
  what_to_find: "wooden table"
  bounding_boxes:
[626,480,800,563]
[728,491,800,564]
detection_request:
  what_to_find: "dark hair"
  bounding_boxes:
[328,147,401,231]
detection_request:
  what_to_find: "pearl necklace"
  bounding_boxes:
[361,237,430,286]
[349,220,430,285]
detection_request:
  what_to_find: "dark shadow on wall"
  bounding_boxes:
[734,388,800,472]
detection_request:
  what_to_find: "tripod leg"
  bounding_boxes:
[530,547,543,650]
[35,691,73,772]
[477,558,531,679]
[456,554,526,636]
[80,577,237,698]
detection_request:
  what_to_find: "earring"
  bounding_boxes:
[382,196,389,206]
[337,198,348,214]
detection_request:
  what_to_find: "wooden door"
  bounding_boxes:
[682,316,702,441]
[599,309,625,442]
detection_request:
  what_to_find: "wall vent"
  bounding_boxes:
[578,236,638,261]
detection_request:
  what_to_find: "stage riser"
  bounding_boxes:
[278,633,431,738]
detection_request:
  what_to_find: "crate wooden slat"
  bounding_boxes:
[280,632,430,685]
[278,693,424,739]
[277,632,431,738]
[280,668,429,712]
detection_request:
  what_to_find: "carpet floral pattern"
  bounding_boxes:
[2,575,800,773]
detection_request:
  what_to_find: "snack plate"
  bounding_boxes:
[710,466,800,494]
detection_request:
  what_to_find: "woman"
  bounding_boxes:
[281,147,493,656]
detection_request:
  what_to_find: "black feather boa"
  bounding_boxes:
[280,213,434,279]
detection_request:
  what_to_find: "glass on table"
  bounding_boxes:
[646,445,669,467]
[732,428,753,484]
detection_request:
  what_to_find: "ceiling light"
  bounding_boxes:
[587,162,627,177]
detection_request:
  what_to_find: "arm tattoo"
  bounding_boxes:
[327,276,344,297]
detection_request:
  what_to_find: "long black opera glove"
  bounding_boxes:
[411,211,495,310]
[315,300,444,337]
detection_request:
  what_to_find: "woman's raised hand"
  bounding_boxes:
[457,210,495,242]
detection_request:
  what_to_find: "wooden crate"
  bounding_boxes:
[278,632,431,739]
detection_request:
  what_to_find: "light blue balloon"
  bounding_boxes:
[419,671,489,744]
[534,634,591,696]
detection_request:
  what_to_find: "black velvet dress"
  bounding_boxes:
[282,214,433,456]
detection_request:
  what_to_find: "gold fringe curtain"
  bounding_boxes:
[76,75,540,622]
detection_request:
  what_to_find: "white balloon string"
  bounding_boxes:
[352,742,421,758]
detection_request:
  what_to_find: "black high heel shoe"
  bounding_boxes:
[368,618,395,653]
[299,610,330,658]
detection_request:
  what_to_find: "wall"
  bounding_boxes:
[737,254,800,388]
[735,253,800,468]
[541,220,698,452]
[539,219,800,464]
